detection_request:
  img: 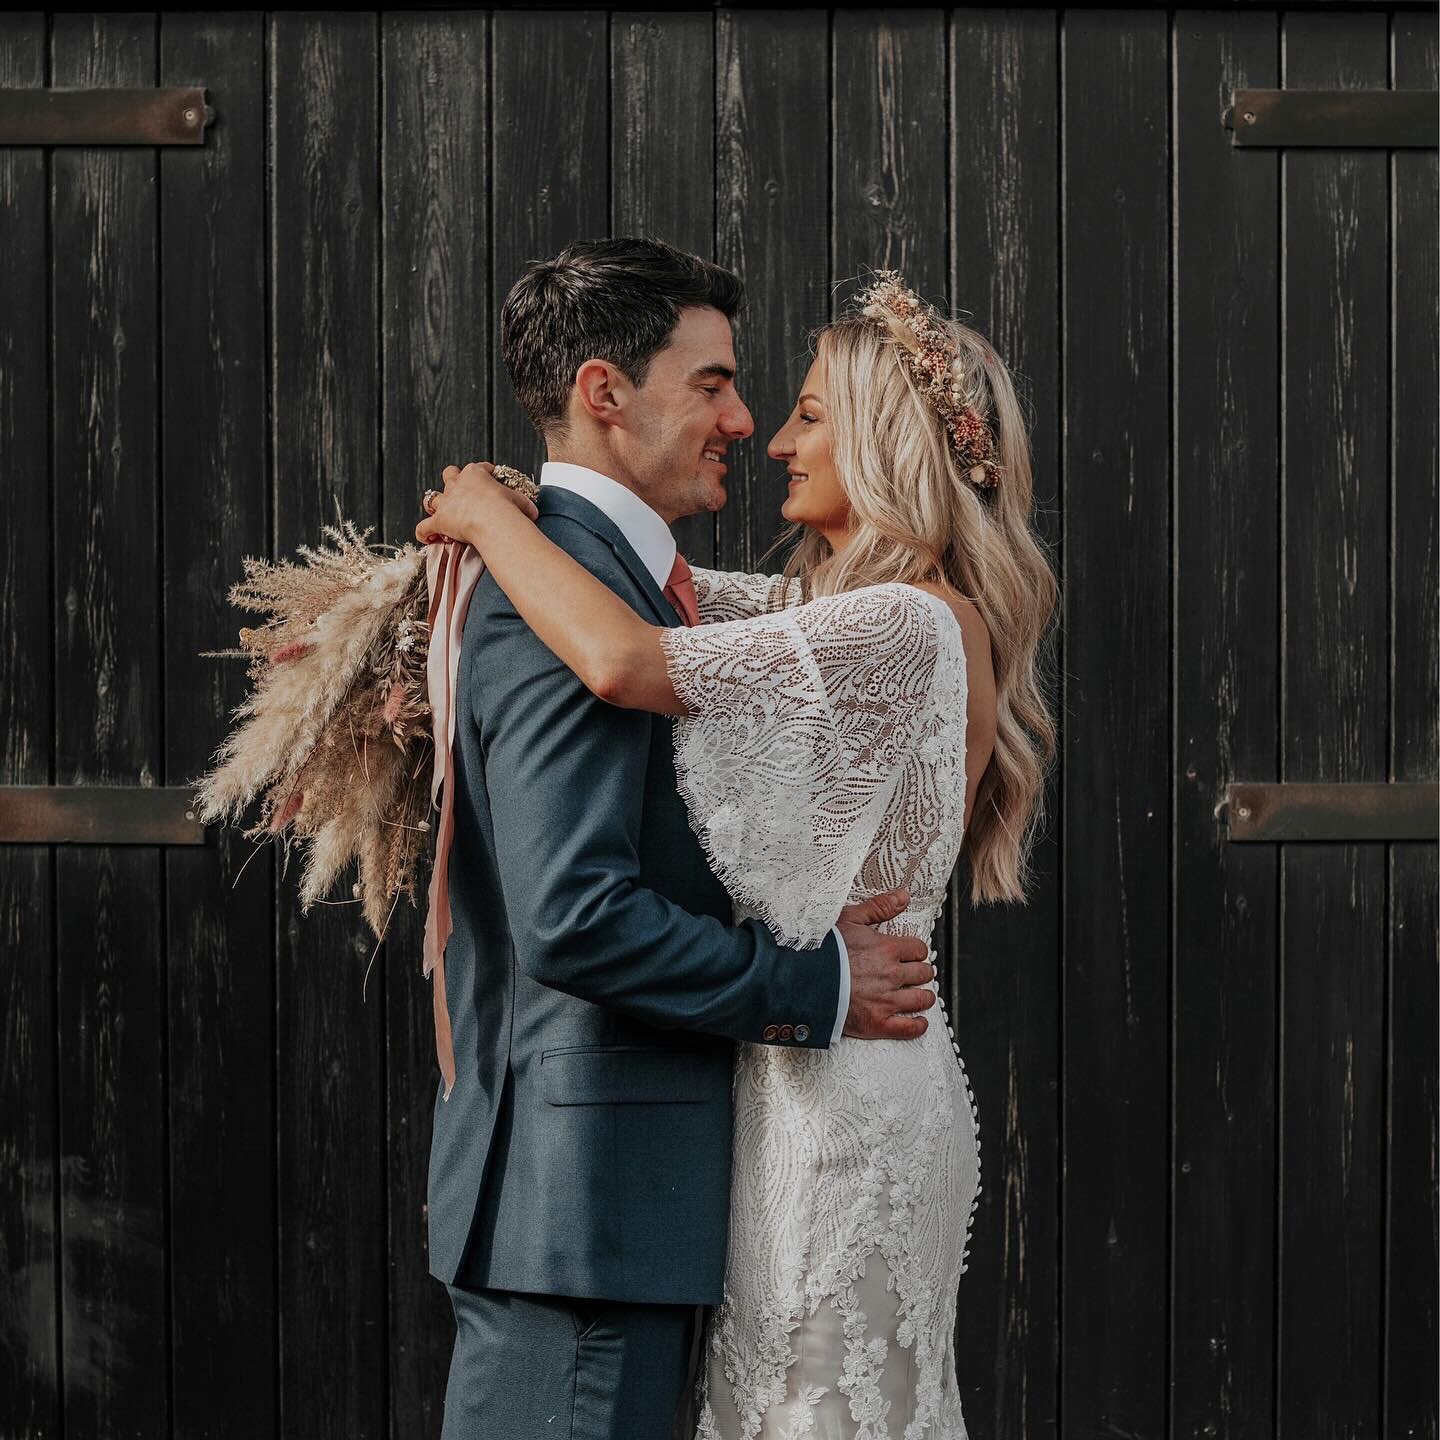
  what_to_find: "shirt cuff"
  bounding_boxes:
[830,925,850,1044]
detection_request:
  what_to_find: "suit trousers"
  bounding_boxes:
[441,1282,697,1440]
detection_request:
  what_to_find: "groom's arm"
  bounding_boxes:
[470,519,841,1048]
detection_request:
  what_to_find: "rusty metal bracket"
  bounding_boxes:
[0,87,212,146]
[0,786,208,845]
[1224,89,1438,148]
[1222,782,1438,842]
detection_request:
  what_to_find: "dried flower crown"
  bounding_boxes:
[854,270,1003,491]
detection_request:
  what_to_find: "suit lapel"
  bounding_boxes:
[537,485,683,628]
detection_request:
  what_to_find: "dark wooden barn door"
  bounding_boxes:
[1,10,1434,1440]
[1171,13,1437,1439]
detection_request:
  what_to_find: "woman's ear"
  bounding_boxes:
[573,358,628,427]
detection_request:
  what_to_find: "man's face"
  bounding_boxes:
[612,306,754,522]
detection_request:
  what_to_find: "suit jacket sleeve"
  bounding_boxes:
[467,513,841,1048]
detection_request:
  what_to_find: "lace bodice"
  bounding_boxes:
[662,572,970,947]
[662,568,981,1440]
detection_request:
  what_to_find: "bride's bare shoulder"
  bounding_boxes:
[910,582,995,703]
[909,581,984,646]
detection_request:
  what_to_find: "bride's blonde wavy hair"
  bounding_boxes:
[769,309,1059,906]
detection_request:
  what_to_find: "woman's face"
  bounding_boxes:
[769,354,851,543]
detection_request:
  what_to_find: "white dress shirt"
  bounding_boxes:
[539,460,851,1045]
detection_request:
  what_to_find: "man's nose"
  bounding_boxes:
[721,395,754,440]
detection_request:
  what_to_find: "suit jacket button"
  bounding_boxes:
[778,1024,794,1041]
[762,1024,780,1041]
[793,1023,811,1042]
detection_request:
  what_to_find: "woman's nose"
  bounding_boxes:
[767,429,791,460]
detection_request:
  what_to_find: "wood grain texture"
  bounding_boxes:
[832,10,947,312]
[380,13,491,1436]
[610,11,713,258]
[269,14,387,1437]
[49,13,169,1437]
[1386,15,1439,1439]
[611,10,717,567]
[0,11,1434,1437]
[159,13,277,1438]
[715,8,828,573]
[1171,13,1281,1438]
[1060,10,1171,1435]
[947,11,1061,1438]
[490,9,608,480]
[0,19,58,1439]
[1279,13,1390,1436]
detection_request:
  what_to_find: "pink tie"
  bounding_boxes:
[423,539,485,1103]
[664,552,700,628]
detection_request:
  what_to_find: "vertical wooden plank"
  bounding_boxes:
[948,12,1061,1438]
[380,12,489,1437]
[159,12,276,1438]
[491,10,608,480]
[831,10,947,310]
[715,9,828,572]
[269,14,386,1437]
[0,15,58,1438]
[1386,16,1439,1440]
[611,10,717,566]
[1278,14,1389,1436]
[610,11,712,259]
[1061,10,1170,1436]
[1172,12,1282,1439]
[50,14,169,1438]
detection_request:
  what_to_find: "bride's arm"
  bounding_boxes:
[691,565,800,622]
[416,461,686,715]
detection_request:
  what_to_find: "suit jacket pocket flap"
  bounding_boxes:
[540,1046,724,1105]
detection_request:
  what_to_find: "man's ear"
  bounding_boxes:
[573,358,630,428]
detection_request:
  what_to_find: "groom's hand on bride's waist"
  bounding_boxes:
[835,889,937,1041]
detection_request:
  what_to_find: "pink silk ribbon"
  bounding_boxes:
[422,539,696,1102]
[423,539,486,1103]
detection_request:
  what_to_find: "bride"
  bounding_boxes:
[417,273,1056,1439]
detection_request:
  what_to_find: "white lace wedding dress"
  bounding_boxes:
[656,569,983,1440]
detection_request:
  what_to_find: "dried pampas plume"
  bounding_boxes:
[191,467,536,942]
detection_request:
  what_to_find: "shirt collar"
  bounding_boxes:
[538,461,677,590]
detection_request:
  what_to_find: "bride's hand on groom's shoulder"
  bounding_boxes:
[836,888,937,1042]
[415,461,538,549]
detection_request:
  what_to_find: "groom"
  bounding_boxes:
[427,237,935,1439]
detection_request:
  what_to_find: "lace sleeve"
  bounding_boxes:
[657,583,947,947]
[689,566,801,623]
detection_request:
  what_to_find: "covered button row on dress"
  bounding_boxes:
[929,937,983,1276]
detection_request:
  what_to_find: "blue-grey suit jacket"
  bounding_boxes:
[426,485,843,1305]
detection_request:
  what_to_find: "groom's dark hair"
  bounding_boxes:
[501,237,744,439]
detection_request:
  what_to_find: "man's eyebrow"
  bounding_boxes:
[688,362,736,382]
